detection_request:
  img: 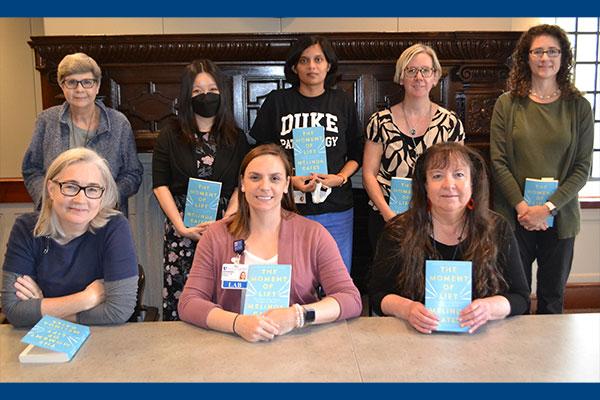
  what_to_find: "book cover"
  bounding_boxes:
[425,260,472,333]
[242,264,292,315]
[523,177,559,227]
[292,127,328,177]
[20,315,90,363]
[389,177,412,214]
[183,178,222,228]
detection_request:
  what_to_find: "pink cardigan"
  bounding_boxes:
[178,212,362,328]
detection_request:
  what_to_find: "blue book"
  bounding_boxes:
[242,264,292,315]
[389,177,412,214]
[524,178,559,227]
[183,178,222,228]
[292,126,328,176]
[20,315,90,363]
[425,260,472,333]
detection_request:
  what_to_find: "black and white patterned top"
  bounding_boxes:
[365,106,465,211]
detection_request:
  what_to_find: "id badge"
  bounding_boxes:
[293,190,306,204]
[221,263,248,289]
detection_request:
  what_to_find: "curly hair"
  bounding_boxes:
[374,143,508,301]
[507,24,581,99]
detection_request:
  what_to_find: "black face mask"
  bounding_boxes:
[191,92,220,118]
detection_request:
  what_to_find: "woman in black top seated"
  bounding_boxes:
[369,142,529,334]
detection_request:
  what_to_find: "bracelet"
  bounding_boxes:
[232,314,240,335]
[336,174,347,187]
[293,303,305,328]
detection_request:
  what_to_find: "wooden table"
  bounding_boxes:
[1,314,598,382]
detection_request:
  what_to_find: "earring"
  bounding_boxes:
[466,198,475,210]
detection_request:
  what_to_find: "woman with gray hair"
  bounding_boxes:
[2,148,138,328]
[22,52,143,215]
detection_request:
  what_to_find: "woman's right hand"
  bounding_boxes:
[83,279,106,310]
[175,224,208,241]
[381,208,397,222]
[291,175,317,193]
[234,314,280,342]
[407,301,439,334]
[14,275,44,300]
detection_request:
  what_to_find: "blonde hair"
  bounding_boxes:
[34,148,119,240]
[393,43,442,84]
[57,52,102,84]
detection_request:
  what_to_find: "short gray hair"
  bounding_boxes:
[57,52,102,84]
[393,43,442,84]
[34,148,119,240]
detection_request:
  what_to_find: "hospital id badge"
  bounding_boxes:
[221,263,248,289]
[293,190,306,204]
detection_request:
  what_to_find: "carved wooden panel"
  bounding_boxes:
[29,32,521,153]
[28,32,522,294]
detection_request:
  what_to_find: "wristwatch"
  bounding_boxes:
[302,306,316,325]
[544,201,558,216]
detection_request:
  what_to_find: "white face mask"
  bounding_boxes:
[310,181,332,204]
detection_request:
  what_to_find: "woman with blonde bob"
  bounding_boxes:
[2,148,138,328]
[179,144,361,342]
[363,44,464,251]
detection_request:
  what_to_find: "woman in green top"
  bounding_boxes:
[490,24,593,314]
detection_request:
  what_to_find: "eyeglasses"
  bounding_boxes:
[529,48,561,58]
[52,180,105,199]
[404,67,436,78]
[61,79,98,89]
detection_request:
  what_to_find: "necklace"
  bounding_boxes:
[70,106,96,147]
[401,102,434,137]
[529,88,561,100]
[431,215,467,261]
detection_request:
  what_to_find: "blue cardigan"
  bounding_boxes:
[21,100,143,214]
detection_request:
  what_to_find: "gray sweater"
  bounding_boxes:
[21,100,143,214]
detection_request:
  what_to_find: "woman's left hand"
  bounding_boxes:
[262,306,298,336]
[314,173,345,188]
[459,299,493,334]
[517,205,549,231]
[14,275,44,300]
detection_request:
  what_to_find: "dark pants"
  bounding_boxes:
[368,207,387,254]
[514,224,575,314]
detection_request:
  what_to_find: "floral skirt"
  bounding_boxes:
[162,195,197,321]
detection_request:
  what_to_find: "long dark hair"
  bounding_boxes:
[507,24,581,99]
[376,143,507,300]
[178,59,239,147]
[228,144,297,238]
[284,35,340,89]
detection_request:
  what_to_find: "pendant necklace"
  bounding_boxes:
[401,102,433,148]
[70,106,96,147]
[431,215,467,261]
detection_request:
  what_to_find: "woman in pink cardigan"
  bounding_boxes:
[178,144,362,342]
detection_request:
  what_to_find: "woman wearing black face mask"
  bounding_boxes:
[152,59,249,320]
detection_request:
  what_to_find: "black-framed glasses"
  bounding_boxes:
[61,79,98,89]
[52,180,105,199]
[404,67,436,78]
[529,48,561,58]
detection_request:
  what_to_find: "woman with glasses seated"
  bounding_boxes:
[22,52,143,215]
[362,44,465,254]
[2,148,138,328]
[490,25,593,314]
